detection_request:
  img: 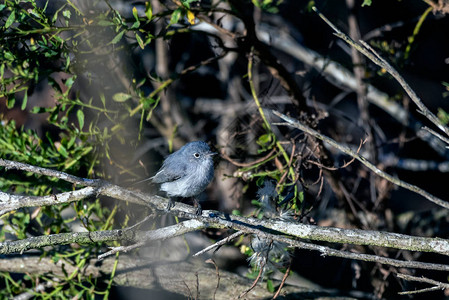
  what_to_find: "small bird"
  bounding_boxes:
[151,141,216,215]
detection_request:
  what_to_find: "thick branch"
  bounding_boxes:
[0,255,311,299]
[0,230,132,255]
[1,158,449,271]
[0,187,99,215]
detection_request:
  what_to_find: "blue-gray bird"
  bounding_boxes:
[152,141,216,215]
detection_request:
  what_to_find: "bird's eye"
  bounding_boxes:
[194,152,200,158]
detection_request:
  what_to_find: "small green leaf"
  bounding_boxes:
[111,30,125,44]
[257,133,272,145]
[136,33,144,49]
[5,10,16,28]
[57,144,68,158]
[67,135,76,149]
[131,20,140,29]
[6,97,15,109]
[4,51,14,61]
[62,9,71,19]
[21,90,28,110]
[361,0,372,6]
[31,106,47,113]
[266,279,275,293]
[98,20,114,26]
[132,6,139,20]
[145,34,154,46]
[145,2,153,20]
[113,92,132,102]
[65,76,75,89]
[169,8,182,26]
[77,109,84,130]
[100,93,106,106]
[298,191,304,203]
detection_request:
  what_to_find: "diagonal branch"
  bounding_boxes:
[0,159,103,187]
[312,6,449,138]
[272,110,449,210]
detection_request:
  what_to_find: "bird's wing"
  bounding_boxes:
[151,156,188,183]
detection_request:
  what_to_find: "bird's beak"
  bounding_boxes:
[208,152,218,156]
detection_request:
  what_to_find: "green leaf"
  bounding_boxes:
[361,0,372,6]
[257,133,272,145]
[231,209,241,216]
[57,144,68,158]
[65,76,75,89]
[111,30,125,44]
[6,97,15,109]
[113,92,132,102]
[267,279,275,293]
[298,190,304,203]
[169,8,182,26]
[31,106,47,114]
[62,10,71,19]
[145,2,153,20]
[136,33,144,49]
[5,10,15,28]
[77,110,84,130]
[131,20,140,29]
[21,90,28,110]
[132,6,139,20]
[98,20,114,26]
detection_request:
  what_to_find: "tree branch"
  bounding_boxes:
[0,255,309,299]
[397,273,449,295]
[312,6,449,138]
[1,158,449,273]
[272,110,449,210]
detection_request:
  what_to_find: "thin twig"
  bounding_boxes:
[205,259,220,300]
[272,260,291,299]
[0,159,102,187]
[313,6,449,138]
[272,110,449,210]
[98,242,145,260]
[193,231,245,257]
[422,126,449,146]
[220,148,277,168]
[98,219,206,260]
[238,263,265,299]
[397,273,449,295]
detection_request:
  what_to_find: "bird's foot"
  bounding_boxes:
[165,198,175,212]
[193,199,202,216]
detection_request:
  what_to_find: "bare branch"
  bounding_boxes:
[422,126,449,146]
[99,219,206,260]
[193,231,244,257]
[312,6,449,138]
[397,273,449,295]
[0,187,99,216]
[272,110,449,210]
[0,159,103,187]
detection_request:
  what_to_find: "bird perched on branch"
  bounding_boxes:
[151,141,216,215]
